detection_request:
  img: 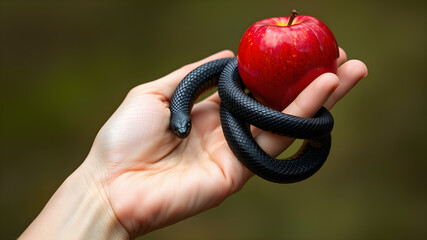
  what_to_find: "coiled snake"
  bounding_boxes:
[169,57,334,183]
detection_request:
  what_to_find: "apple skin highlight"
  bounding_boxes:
[237,15,339,111]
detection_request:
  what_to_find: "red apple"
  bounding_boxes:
[237,10,339,111]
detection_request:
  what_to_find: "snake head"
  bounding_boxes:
[170,112,192,138]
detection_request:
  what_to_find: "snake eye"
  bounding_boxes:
[186,122,191,128]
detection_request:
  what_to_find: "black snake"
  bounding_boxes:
[169,57,333,183]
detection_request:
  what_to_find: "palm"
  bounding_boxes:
[91,86,248,235]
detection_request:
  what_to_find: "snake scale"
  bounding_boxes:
[169,57,334,183]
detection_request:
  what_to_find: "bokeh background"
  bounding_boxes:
[1,0,426,239]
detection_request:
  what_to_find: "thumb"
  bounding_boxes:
[128,50,235,100]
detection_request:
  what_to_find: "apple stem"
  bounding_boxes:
[287,9,299,26]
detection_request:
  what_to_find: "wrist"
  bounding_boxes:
[20,159,129,240]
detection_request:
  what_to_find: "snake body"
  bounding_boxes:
[170,57,334,183]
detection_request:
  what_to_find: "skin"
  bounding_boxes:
[20,48,367,239]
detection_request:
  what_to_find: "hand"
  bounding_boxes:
[85,48,367,237]
[20,49,367,239]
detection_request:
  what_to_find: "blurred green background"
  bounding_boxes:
[1,0,426,239]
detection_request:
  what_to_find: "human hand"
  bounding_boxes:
[79,48,367,237]
[20,49,367,240]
